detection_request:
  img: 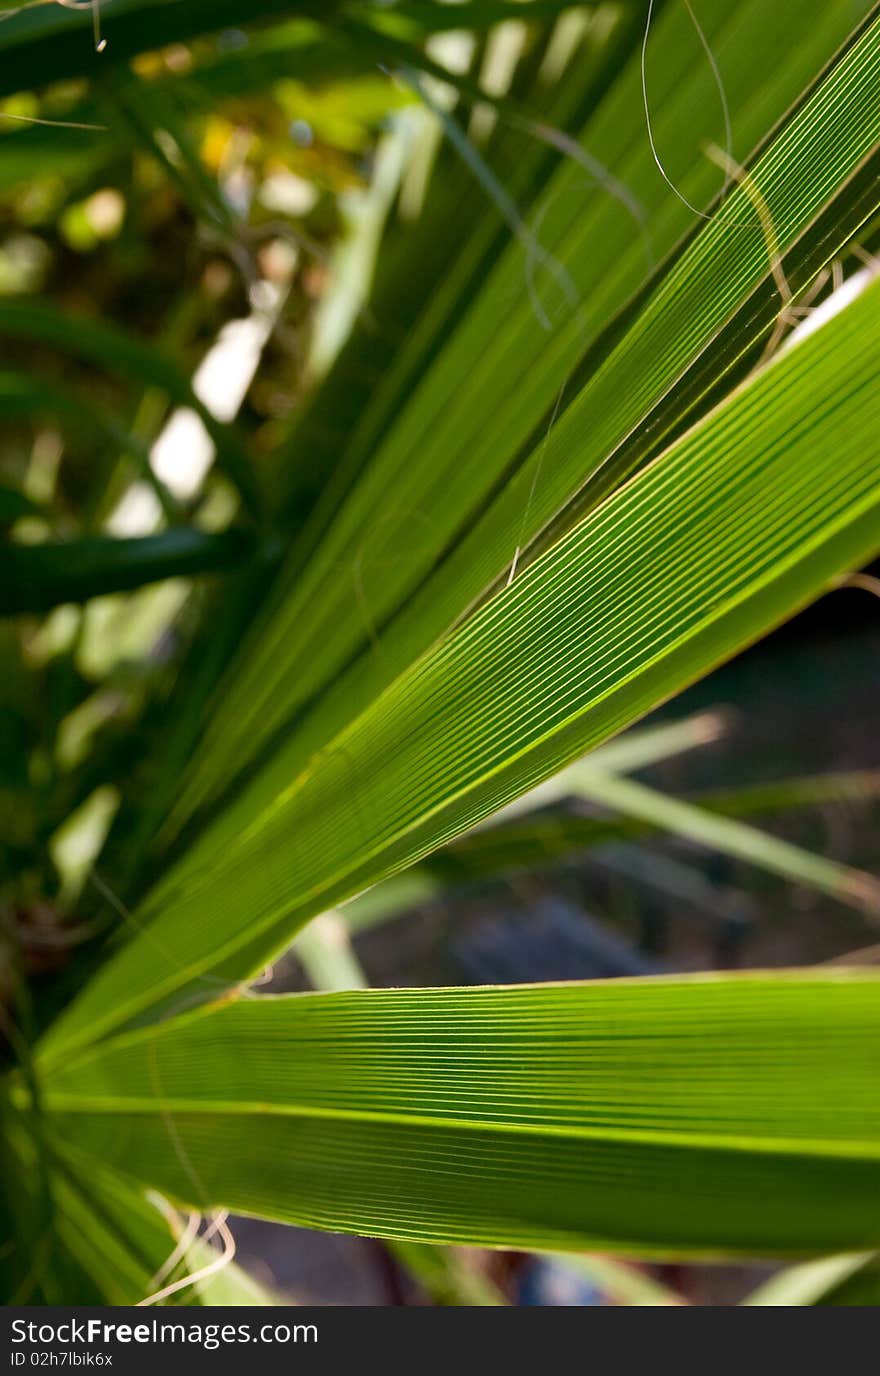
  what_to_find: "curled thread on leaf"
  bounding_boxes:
[0,111,106,130]
[703,141,821,363]
[642,0,731,218]
[144,1205,202,1294]
[89,870,233,1005]
[138,1205,236,1307]
[55,0,105,53]
[704,147,880,364]
[506,381,564,589]
[135,1046,239,1305]
[703,142,790,304]
[831,572,880,600]
[398,64,578,330]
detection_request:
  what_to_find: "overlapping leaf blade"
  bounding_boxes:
[3,0,880,1283]
[168,1,880,833]
[39,272,880,1061]
[36,972,880,1256]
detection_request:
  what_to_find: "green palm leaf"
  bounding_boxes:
[40,268,880,1062]
[4,0,880,1291]
[32,971,880,1257]
[169,0,879,831]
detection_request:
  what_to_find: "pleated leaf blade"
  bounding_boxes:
[36,972,880,1257]
[39,267,880,1063]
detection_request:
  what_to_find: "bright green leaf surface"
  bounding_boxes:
[36,972,880,1257]
[39,270,880,1061]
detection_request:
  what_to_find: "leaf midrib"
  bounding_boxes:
[30,1091,880,1162]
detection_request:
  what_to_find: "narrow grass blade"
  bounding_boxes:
[742,1252,877,1306]
[568,771,880,919]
